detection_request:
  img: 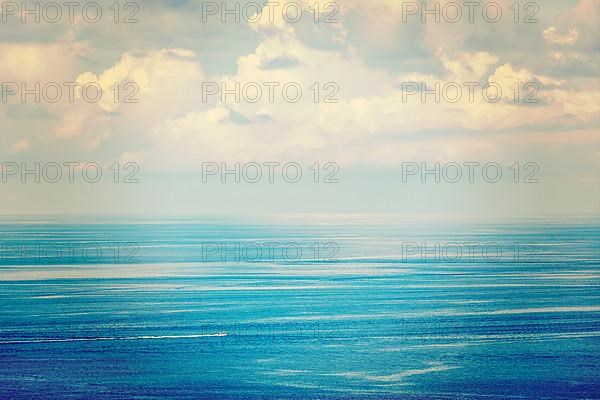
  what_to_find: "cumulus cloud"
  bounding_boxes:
[439,51,499,82]
[75,49,205,113]
[0,40,84,82]
[0,0,597,173]
[543,27,579,45]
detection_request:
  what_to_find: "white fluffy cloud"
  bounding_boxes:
[543,27,579,45]
[0,0,597,172]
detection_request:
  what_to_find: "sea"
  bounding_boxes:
[0,216,598,399]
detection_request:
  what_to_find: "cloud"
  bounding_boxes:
[75,49,205,113]
[47,48,208,144]
[543,27,579,45]
[0,40,83,82]
[0,0,597,175]
[439,51,499,82]
[12,139,29,153]
[488,63,564,89]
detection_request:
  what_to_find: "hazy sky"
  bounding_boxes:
[0,0,598,217]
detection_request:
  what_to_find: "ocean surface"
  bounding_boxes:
[0,218,599,399]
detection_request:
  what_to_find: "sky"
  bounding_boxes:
[0,0,598,217]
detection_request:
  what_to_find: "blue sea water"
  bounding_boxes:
[0,218,599,399]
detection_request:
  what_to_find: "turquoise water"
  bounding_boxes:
[0,220,599,399]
